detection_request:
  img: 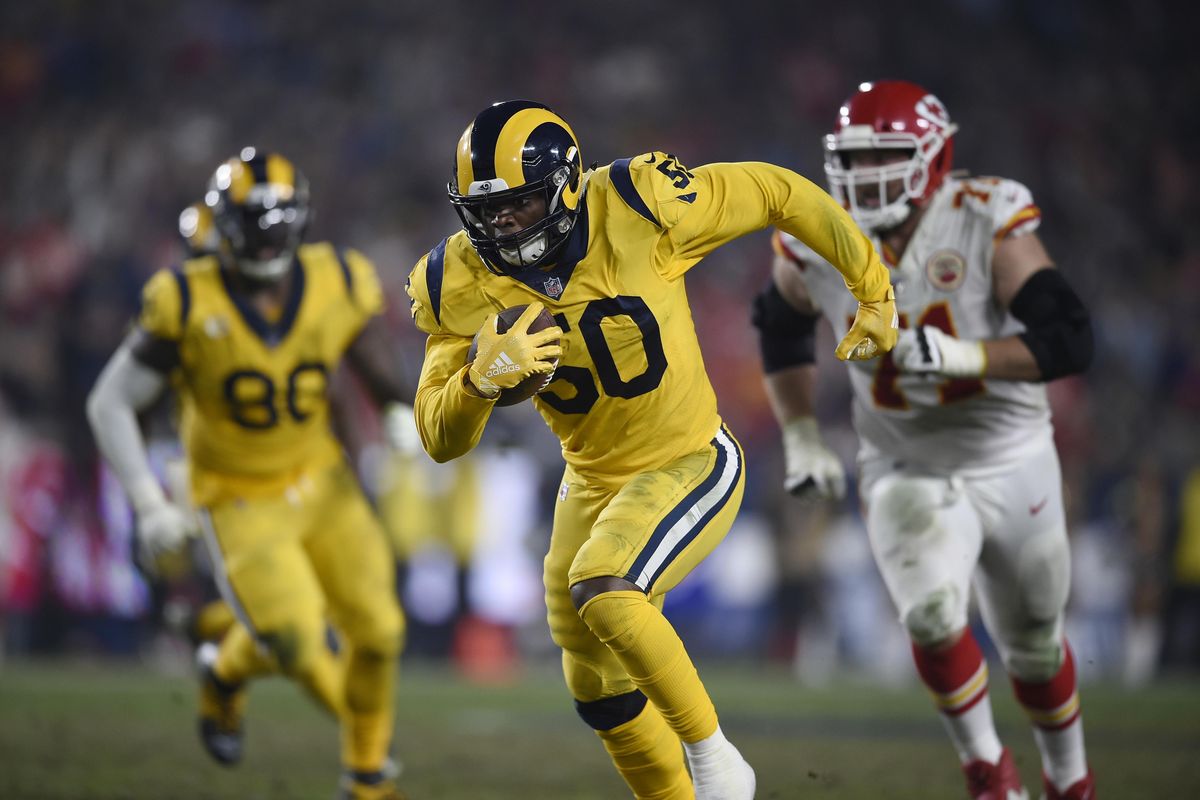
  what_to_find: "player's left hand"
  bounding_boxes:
[781,417,846,501]
[892,326,987,378]
[383,402,422,455]
[835,286,898,361]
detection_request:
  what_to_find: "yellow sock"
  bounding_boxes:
[579,591,718,744]
[340,647,397,772]
[597,701,695,800]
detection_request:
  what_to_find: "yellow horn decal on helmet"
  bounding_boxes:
[223,159,256,204]
[180,203,214,245]
[265,154,296,200]
[559,144,583,212]
[455,123,475,192]
[493,108,579,191]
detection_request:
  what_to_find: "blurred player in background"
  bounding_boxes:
[406,99,897,799]
[753,80,1096,799]
[87,149,412,800]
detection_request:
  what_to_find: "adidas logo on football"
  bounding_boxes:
[485,352,522,378]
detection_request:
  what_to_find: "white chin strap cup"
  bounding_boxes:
[500,231,548,267]
[239,254,292,280]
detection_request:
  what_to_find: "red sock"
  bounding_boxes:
[1010,642,1088,790]
[1011,643,1080,730]
[912,632,989,715]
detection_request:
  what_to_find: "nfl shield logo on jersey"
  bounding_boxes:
[543,276,563,298]
[926,250,967,292]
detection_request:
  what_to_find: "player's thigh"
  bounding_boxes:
[305,463,403,647]
[863,465,983,643]
[572,426,745,598]
[545,471,611,651]
[971,446,1071,671]
[546,471,646,699]
[201,497,323,638]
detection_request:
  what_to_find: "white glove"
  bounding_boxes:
[781,417,846,501]
[382,402,422,456]
[892,326,986,378]
[129,476,196,566]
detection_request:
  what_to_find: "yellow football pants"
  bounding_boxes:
[200,460,404,772]
[545,425,744,796]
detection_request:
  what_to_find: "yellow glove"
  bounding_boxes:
[467,302,563,397]
[835,285,898,361]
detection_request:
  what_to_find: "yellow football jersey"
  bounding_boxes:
[407,153,884,486]
[139,243,384,505]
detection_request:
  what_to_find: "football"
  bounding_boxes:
[468,304,560,406]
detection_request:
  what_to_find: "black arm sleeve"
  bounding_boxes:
[751,281,819,373]
[1008,268,1093,381]
[128,326,181,373]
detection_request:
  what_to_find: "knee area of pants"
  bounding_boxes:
[1003,628,1064,682]
[546,589,591,652]
[347,611,406,659]
[562,652,608,701]
[872,477,940,536]
[1016,532,1071,618]
[259,626,323,676]
[903,585,966,646]
[579,591,644,648]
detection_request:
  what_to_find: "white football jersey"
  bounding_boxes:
[778,175,1053,474]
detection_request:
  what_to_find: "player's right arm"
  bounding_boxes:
[86,270,195,562]
[405,253,560,463]
[406,260,492,462]
[752,243,845,501]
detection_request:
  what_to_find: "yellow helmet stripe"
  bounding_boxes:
[225,159,256,204]
[455,123,475,191]
[265,154,296,196]
[493,108,576,188]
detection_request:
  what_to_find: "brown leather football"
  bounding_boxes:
[467,305,560,406]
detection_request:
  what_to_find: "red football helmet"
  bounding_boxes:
[824,80,958,232]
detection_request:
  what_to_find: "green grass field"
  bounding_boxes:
[2,659,1198,799]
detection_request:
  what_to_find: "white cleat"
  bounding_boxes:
[684,727,756,800]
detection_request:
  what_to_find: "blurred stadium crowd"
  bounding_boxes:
[1,1,1197,684]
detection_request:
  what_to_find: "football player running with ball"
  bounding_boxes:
[88,150,412,800]
[753,81,1096,799]
[405,100,898,800]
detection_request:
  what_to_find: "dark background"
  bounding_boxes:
[1,1,1197,683]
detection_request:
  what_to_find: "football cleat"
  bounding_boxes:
[335,769,409,800]
[1041,770,1096,800]
[686,739,756,800]
[963,748,1029,800]
[196,642,246,766]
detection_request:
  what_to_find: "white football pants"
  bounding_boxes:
[861,440,1072,681]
